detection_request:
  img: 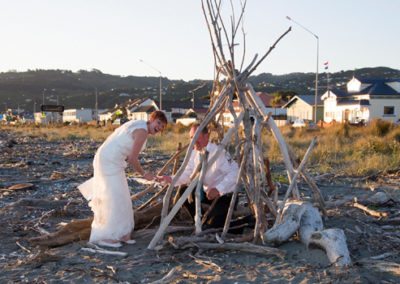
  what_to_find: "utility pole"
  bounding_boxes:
[95,87,98,120]
[139,59,163,111]
[42,88,47,106]
[189,82,207,110]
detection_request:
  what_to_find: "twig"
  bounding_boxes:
[131,184,156,201]
[190,254,222,272]
[201,197,219,225]
[149,266,182,284]
[370,252,396,260]
[353,202,388,218]
[81,244,127,257]
[192,242,285,259]
[16,241,32,254]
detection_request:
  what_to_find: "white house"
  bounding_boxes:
[128,98,159,120]
[63,108,95,123]
[97,98,159,124]
[282,95,323,123]
[220,92,287,126]
[321,77,400,123]
[176,109,198,126]
[34,112,62,124]
[130,105,158,121]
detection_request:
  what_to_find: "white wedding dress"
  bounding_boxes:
[78,120,147,243]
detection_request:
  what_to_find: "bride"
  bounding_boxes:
[78,111,167,247]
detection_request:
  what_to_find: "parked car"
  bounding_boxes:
[292,118,306,128]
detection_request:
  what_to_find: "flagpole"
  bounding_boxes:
[324,61,330,91]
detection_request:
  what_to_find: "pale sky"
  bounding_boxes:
[1,0,399,81]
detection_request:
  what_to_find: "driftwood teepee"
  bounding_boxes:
[30,0,350,267]
[146,0,350,266]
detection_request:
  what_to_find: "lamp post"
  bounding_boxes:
[189,82,207,110]
[95,87,98,120]
[139,59,163,111]
[286,16,319,123]
[42,88,47,106]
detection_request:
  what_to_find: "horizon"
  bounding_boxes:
[1,1,399,81]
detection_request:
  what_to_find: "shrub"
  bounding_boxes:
[367,119,393,137]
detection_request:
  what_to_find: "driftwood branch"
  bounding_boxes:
[247,26,292,76]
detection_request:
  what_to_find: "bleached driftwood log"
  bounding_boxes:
[308,229,351,266]
[264,201,351,267]
[298,203,323,246]
[264,201,306,244]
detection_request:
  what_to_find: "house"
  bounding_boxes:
[34,112,62,124]
[220,92,287,126]
[175,107,208,126]
[98,98,159,124]
[63,108,96,123]
[130,105,158,121]
[162,99,209,123]
[321,77,400,123]
[282,95,323,123]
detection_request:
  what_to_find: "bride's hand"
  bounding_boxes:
[156,175,172,184]
[143,172,155,181]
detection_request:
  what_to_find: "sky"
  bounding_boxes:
[1,0,399,81]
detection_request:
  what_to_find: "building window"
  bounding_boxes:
[384,106,394,116]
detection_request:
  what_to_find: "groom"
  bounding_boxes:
[160,123,250,232]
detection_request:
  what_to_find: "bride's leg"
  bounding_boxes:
[121,233,136,244]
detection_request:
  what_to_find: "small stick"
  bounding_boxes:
[353,202,388,218]
[201,197,219,225]
[172,143,183,175]
[157,144,188,176]
[192,242,285,259]
[16,241,32,254]
[81,247,127,257]
[131,184,155,201]
[276,137,317,223]
[136,185,168,211]
[222,145,248,238]
[195,152,209,234]
[149,266,181,284]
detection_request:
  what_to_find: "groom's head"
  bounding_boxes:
[190,123,209,151]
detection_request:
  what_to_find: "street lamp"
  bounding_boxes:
[139,59,163,111]
[42,88,47,106]
[286,16,319,123]
[95,87,98,119]
[189,82,207,109]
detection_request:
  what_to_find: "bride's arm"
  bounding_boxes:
[128,129,153,180]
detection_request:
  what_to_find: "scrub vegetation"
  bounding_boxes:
[2,118,400,176]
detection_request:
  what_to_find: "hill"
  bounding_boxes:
[0,67,399,111]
